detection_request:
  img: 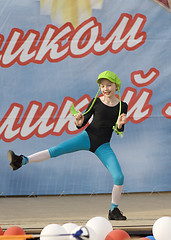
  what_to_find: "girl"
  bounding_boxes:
[8,70,128,220]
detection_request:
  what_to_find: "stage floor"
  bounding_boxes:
[0,192,171,236]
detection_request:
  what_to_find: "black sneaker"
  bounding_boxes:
[108,208,127,220]
[7,150,23,171]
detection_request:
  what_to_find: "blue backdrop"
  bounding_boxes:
[0,0,170,195]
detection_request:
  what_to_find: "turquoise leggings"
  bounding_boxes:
[49,131,124,185]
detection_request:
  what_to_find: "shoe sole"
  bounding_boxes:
[7,150,15,170]
[108,217,127,220]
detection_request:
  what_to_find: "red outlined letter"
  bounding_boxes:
[131,68,160,87]
[162,103,171,119]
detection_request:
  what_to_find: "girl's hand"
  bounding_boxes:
[117,113,127,129]
[75,112,84,127]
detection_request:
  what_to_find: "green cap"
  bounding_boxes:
[97,70,121,90]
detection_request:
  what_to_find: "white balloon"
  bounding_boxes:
[70,225,98,240]
[62,223,79,233]
[153,216,171,240]
[40,224,69,240]
[86,216,113,240]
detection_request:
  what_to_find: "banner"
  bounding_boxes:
[0,0,170,195]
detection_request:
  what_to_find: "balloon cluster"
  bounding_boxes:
[0,216,171,240]
[0,226,26,239]
[40,216,113,240]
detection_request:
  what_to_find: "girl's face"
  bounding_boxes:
[99,79,117,97]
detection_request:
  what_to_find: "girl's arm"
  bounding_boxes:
[75,99,95,128]
[117,113,127,129]
[75,112,84,127]
[117,102,128,132]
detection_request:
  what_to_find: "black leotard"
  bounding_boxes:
[77,98,128,152]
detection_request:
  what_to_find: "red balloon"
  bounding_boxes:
[105,229,131,240]
[4,226,26,239]
[0,227,3,235]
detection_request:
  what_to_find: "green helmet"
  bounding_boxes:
[97,70,121,90]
